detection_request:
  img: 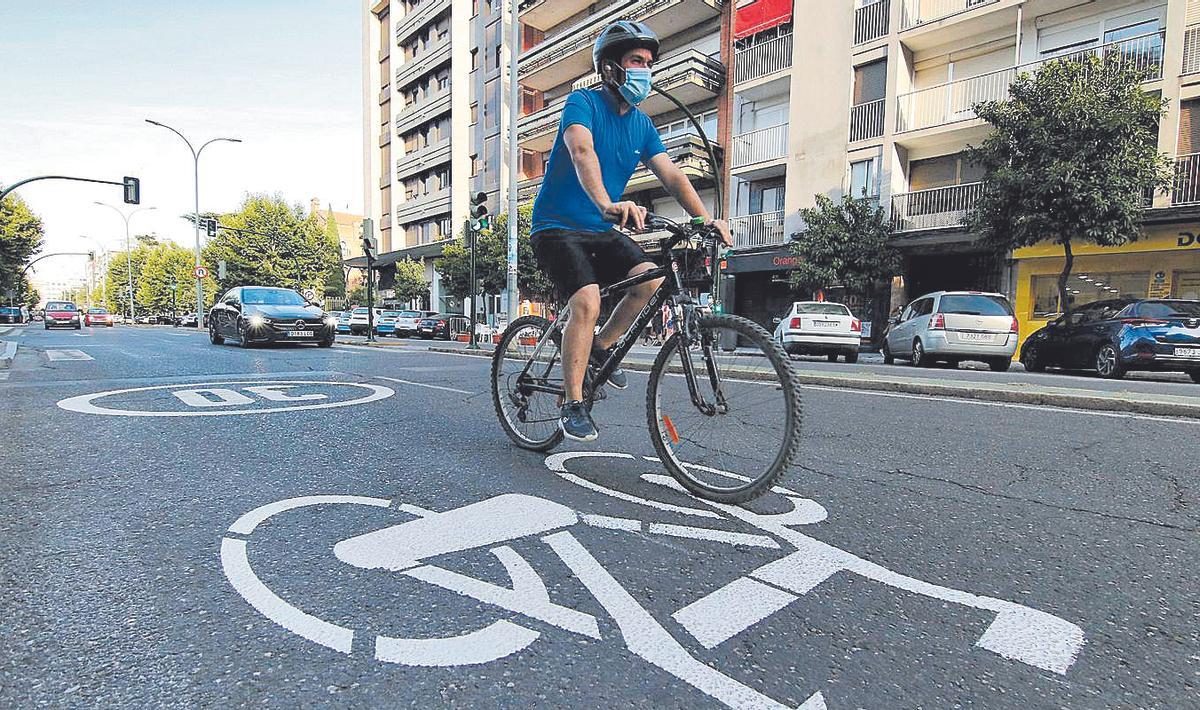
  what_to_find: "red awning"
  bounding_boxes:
[734,0,794,40]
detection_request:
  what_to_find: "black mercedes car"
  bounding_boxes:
[1020,298,1200,381]
[417,313,457,340]
[208,286,336,348]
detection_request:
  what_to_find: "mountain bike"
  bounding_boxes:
[491,214,802,503]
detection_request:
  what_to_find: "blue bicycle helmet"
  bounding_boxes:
[592,21,660,74]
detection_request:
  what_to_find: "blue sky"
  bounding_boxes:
[0,0,362,283]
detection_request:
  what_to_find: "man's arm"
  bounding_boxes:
[646,152,732,246]
[563,124,646,231]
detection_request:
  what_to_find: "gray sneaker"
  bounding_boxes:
[559,400,598,442]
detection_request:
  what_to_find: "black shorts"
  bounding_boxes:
[529,228,653,300]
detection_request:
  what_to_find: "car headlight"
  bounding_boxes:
[248,314,267,328]
[324,316,338,326]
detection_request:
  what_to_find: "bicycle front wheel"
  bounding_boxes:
[646,313,802,503]
[492,315,565,452]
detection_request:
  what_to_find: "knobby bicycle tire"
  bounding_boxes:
[492,315,565,452]
[645,313,803,503]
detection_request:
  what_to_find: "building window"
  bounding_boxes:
[485,79,499,129]
[657,111,717,141]
[849,158,879,198]
[1031,271,1150,317]
[470,103,478,125]
[471,48,479,70]
[852,59,886,105]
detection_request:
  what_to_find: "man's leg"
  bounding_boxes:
[595,262,663,350]
[562,285,601,403]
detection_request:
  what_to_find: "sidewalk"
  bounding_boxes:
[360,337,1200,420]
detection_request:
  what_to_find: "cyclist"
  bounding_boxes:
[529,20,731,443]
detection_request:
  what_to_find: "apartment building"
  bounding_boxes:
[726,0,1200,335]
[516,0,730,237]
[362,0,475,311]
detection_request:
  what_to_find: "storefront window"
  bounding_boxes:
[1174,271,1200,300]
[1032,271,1150,317]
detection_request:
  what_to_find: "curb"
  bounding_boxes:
[426,346,1200,420]
[0,340,17,369]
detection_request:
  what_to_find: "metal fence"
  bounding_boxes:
[730,211,786,248]
[1173,153,1200,206]
[900,0,999,31]
[731,124,788,168]
[734,33,793,84]
[849,98,886,142]
[890,182,983,232]
[854,0,890,44]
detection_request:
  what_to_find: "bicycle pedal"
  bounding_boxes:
[592,385,607,402]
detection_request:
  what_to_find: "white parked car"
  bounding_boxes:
[347,307,383,335]
[883,291,1019,372]
[392,309,437,337]
[772,301,862,363]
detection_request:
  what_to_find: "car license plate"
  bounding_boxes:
[812,321,838,329]
[959,332,993,342]
[287,330,314,338]
[1175,347,1200,359]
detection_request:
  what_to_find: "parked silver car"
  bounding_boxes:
[883,291,1019,371]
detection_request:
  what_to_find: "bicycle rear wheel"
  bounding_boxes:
[646,313,802,503]
[492,315,565,452]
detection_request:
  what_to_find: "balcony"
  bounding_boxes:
[573,49,725,117]
[854,0,890,45]
[396,138,451,176]
[1172,154,1200,206]
[735,32,792,86]
[896,31,1164,135]
[900,0,999,32]
[731,124,788,175]
[394,36,451,90]
[849,98,885,142]
[517,97,567,152]
[379,172,391,189]
[625,133,721,195]
[394,0,451,46]
[519,0,589,31]
[890,182,981,232]
[395,187,451,224]
[518,175,544,202]
[519,0,722,91]
[378,128,391,147]
[730,211,786,249]
[379,85,391,105]
[395,90,451,136]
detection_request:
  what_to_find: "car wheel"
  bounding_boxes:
[238,320,255,349]
[1022,345,1045,372]
[1187,369,1200,384]
[1095,344,1125,379]
[988,358,1012,373]
[826,353,838,363]
[318,337,334,348]
[845,351,859,364]
[75,323,81,330]
[911,339,930,367]
[209,321,225,345]
[882,340,894,365]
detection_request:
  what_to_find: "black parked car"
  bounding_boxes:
[416,313,457,340]
[208,286,336,348]
[1020,299,1200,381]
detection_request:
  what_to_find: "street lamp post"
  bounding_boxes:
[93,203,156,323]
[145,119,241,328]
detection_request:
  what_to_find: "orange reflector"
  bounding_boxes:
[662,414,680,445]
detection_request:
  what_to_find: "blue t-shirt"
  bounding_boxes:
[531,88,667,235]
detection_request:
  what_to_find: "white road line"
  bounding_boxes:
[672,577,797,650]
[46,349,94,361]
[0,372,9,381]
[373,375,472,395]
[1,340,16,362]
[645,523,779,549]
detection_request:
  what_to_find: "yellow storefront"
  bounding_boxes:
[1012,225,1200,350]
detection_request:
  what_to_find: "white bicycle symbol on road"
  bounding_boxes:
[221,451,1084,709]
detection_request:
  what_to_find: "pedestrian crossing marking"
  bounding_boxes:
[46,349,94,361]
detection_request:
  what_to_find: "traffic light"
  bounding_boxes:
[469,191,489,232]
[361,218,377,262]
[205,219,218,238]
[87,251,95,262]
[122,176,140,205]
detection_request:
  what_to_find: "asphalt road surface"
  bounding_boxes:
[1,324,1197,709]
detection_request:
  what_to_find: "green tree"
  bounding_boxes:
[435,205,554,304]
[968,52,1172,314]
[790,194,898,299]
[201,194,339,294]
[0,191,45,298]
[322,207,346,297]
[393,257,430,304]
[19,278,39,309]
[346,284,367,308]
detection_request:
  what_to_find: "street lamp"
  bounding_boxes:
[145,119,241,328]
[79,236,117,307]
[93,203,156,323]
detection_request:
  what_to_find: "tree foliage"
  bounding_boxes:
[104,241,217,315]
[0,191,44,299]
[392,257,429,304]
[435,205,554,303]
[789,194,899,298]
[967,52,1172,313]
[322,207,346,297]
[201,194,339,295]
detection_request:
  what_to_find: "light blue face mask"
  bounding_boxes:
[617,67,653,105]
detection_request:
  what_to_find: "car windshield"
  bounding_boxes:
[399,311,423,317]
[794,303,850,315]
[382,311,402,317]
[938,295,1013,316]
[87,308,108,314]
[1138,300,1200,318]
[46,302,76,311]
[352,308,368,314]
[242,288,307,306]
